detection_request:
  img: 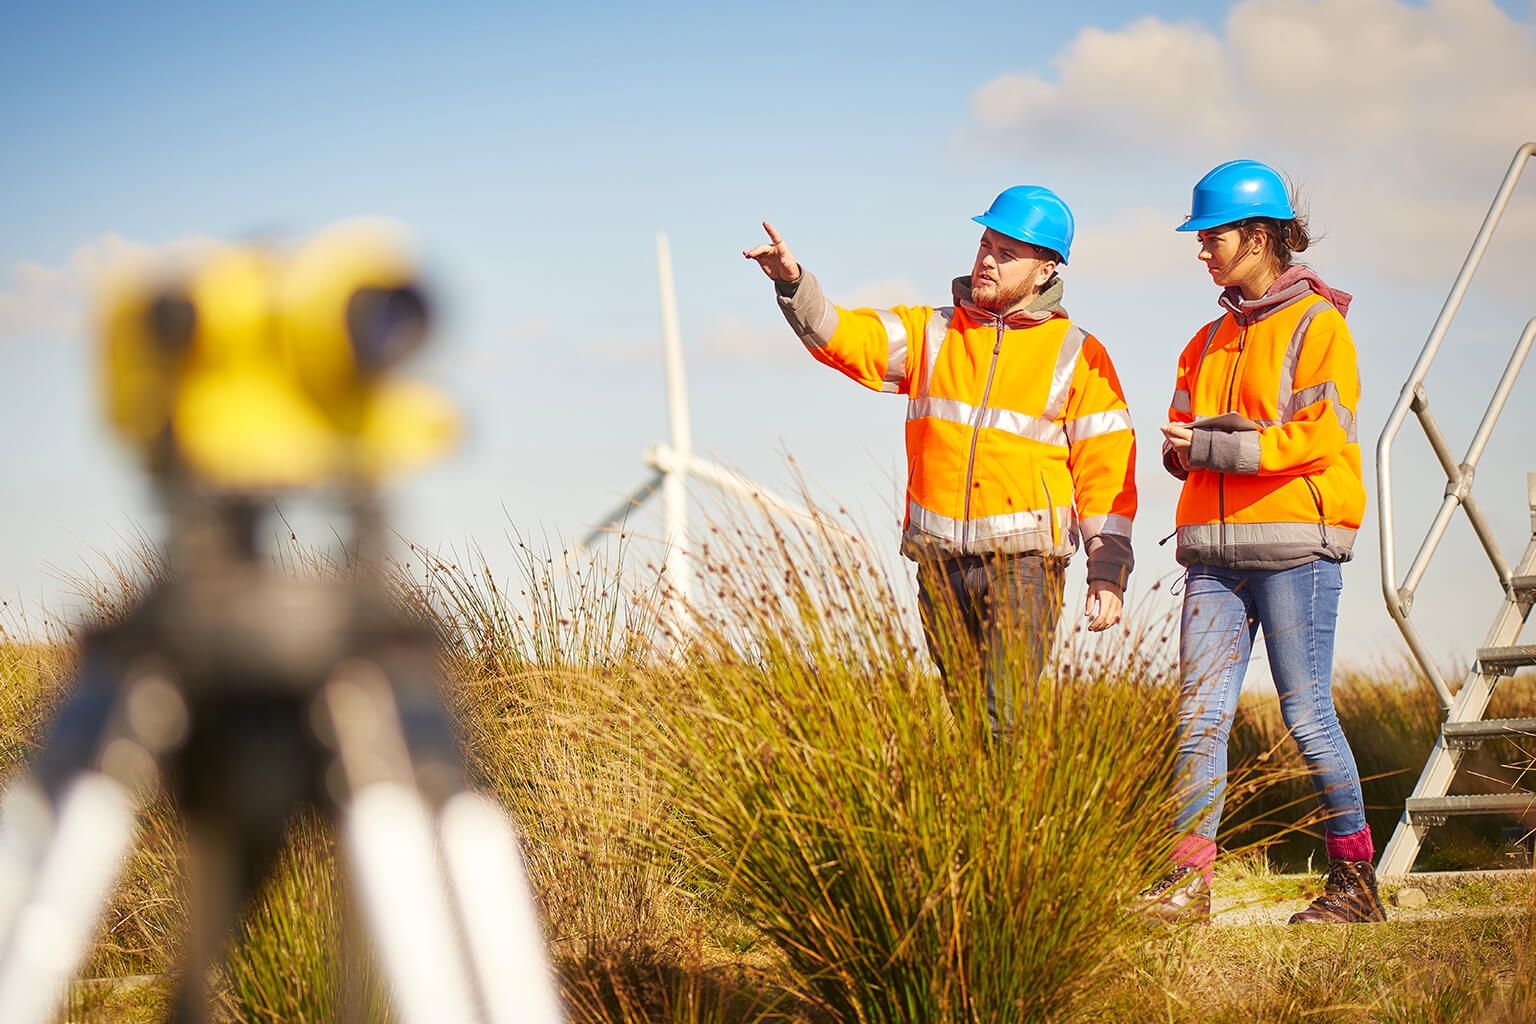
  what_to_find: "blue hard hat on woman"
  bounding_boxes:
[973,185,1075,264]
[1177,160,1295,232]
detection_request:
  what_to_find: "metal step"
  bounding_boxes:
[1405,793,1536,825]
[1442,717,1536,748]
[1478,645,1536,673]
[1513,574,1536,600]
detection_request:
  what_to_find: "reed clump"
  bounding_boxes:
[561,514,1192,1024]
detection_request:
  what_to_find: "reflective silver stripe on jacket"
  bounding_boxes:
[907,396,1068,447]
[1177,521,1358,548]
[1041,325,1087,421]
[1273,298,1357,441]
[904,500,1077,557]
[874,310,908,394]
[1276,301,1324,417]
[914,307,953,399]
[1285,380,1357,442]
[1079,513,1132,541]
[1064,408,1133,443]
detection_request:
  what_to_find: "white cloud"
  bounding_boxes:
[0,234,216,342]
[973,18,1241,153]
[1067,207,1194,280]
[970,0,1536,281]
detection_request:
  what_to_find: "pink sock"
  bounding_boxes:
[1172,835,1217,882]
[1324,827,1374,863]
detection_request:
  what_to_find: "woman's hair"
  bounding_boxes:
[1235,183,1312,271]
[1235,215,1311,270]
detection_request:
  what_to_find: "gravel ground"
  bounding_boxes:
[1211,868,1534,927]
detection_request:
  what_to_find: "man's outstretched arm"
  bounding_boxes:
[743,221,927,395]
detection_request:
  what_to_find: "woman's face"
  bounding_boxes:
[1196,224,1264,290]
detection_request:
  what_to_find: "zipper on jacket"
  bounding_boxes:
[1216,326,1247,558]
[960,321,1006,549]
[1303,474,1329,546]
[1041,472,1057,548]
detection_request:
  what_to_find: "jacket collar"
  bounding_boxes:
[1219,265,1353,325]
[952,274,1068,327]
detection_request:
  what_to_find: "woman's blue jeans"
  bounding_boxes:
[1175,559,1368,839]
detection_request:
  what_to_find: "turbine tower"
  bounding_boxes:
[579,232,867,637]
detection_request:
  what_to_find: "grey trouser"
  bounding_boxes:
[916,553,1066,740]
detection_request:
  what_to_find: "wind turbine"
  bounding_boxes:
[579,232,868,636]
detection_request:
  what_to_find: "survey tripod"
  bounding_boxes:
[0,225,566,1024]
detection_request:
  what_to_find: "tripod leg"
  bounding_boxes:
[343,782,483,1024]
[438,793,564,1024]
[0,781,53,945]
[0,773,139,1024]
[323,666,483,1023]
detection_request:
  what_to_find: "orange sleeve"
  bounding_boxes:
[1063,334,1137,586]
[1257,309,1359,476]
[774,269,929,394]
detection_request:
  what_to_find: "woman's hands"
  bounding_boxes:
[1161,422,1193,469]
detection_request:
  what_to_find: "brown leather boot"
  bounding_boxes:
[1288,859,1388,924]
[1138,863,1212,925]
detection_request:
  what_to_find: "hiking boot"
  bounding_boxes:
[1137,863,1212,925]
[1288,859,1388,924]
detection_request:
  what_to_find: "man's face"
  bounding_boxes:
[970,228,1057,312]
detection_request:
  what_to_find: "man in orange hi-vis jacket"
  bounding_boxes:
[743,186,1137,737]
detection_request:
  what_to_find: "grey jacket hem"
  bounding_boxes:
[1175,541,1354,572]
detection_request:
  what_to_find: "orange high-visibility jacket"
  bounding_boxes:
[1162,273,1363,570]
[776,270,1137,587]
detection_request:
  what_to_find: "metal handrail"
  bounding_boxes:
[1377,141,1536,709]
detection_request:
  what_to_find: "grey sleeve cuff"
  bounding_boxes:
[1188,427,1260,475]
[1085,534,1133,589]
[1161,440,1190,481]
[774,269,838,350]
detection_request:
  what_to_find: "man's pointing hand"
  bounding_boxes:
[742,221,802,283]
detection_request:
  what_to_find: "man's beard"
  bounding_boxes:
[971,276,1036,312]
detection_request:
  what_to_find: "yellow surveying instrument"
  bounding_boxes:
[0,223,565,1024]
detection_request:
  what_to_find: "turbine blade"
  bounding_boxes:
[679,454,870,551]
[581,471,664,550]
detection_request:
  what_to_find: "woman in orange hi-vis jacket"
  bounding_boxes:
[743,187,1137,740]
[1141,160,1386,926]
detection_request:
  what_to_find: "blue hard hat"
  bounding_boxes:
[972,185,1074,264]
[1177,159,1295,232]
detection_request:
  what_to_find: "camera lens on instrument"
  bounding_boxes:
[147,293,197,355]
[346,285,429,371]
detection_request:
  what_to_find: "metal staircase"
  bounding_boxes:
[1376,142,1536,877]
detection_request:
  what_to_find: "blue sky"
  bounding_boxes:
[3,0,1534,685]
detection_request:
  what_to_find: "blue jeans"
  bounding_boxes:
[1175,560,1367,839]
[917,554,1065,740]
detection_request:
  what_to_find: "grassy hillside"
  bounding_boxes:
[0,520,1531,1023]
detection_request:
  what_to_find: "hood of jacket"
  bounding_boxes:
[1219,265,1352,325]
[952,273,1068,326]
